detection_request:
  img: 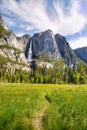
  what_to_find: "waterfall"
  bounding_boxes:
[28,39,32,61]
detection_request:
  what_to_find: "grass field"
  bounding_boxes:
[0,83,87,130]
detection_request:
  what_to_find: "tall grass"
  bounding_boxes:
[43,87,87,130]
[0,84,48,130]
[0,83,87,130]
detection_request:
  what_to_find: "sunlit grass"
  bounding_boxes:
[0,83,87,130]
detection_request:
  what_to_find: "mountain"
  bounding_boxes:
[25,30,62,63]
[25,29,80,67]
[74,47,87,63]
[0,15,81,70]
[55,34,79,66]
[0,15,30,72]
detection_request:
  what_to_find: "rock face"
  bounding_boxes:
[25,30,79,66]
[0,16,30,71]
[0,15,31,52]
[33,30,61,59]
[0,33,29,65]
[0,45,28,64]
[0,45,30,72]
[0,32,31,51]
[0,32,18,48]
[74,47,87,63]
[17,34,31,51]
[25,30,62,62]
[55,34,79,66]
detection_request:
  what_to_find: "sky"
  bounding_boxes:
[0,0,87,49]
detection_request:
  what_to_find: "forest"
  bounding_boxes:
[0,60,87,84]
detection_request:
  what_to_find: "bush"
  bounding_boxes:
[0,25,10,38]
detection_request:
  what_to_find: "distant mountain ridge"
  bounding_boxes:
[74,47,87,63]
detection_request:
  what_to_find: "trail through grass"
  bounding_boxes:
[32,101,49,130]
[0,83,87,130]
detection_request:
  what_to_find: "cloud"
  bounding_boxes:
[53,0,86,35]
[69,36,87,49]
[20,24,34,31]
[0,0,87,36]
[16,32,25,37]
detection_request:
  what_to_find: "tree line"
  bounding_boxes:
[0,61,87,84]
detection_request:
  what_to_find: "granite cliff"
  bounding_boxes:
[0,16,30,72]
[25,30,79,67]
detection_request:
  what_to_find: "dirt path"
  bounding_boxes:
[31,102,49,130]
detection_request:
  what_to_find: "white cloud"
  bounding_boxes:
[1,0,87,36]
[20,24,34,31]
[69,36,87,49]
[16,32,25,37]
[53,0,86,35]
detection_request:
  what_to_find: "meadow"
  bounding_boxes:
[0,83,87,130]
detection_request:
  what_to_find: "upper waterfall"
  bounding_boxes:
[28,39,32,61]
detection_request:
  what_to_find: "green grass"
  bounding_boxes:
[0,84,87,130]
[43,87,87,130]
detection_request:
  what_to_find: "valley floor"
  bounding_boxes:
[0,83,87,130]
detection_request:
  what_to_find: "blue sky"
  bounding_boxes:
[0,0,87,49]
